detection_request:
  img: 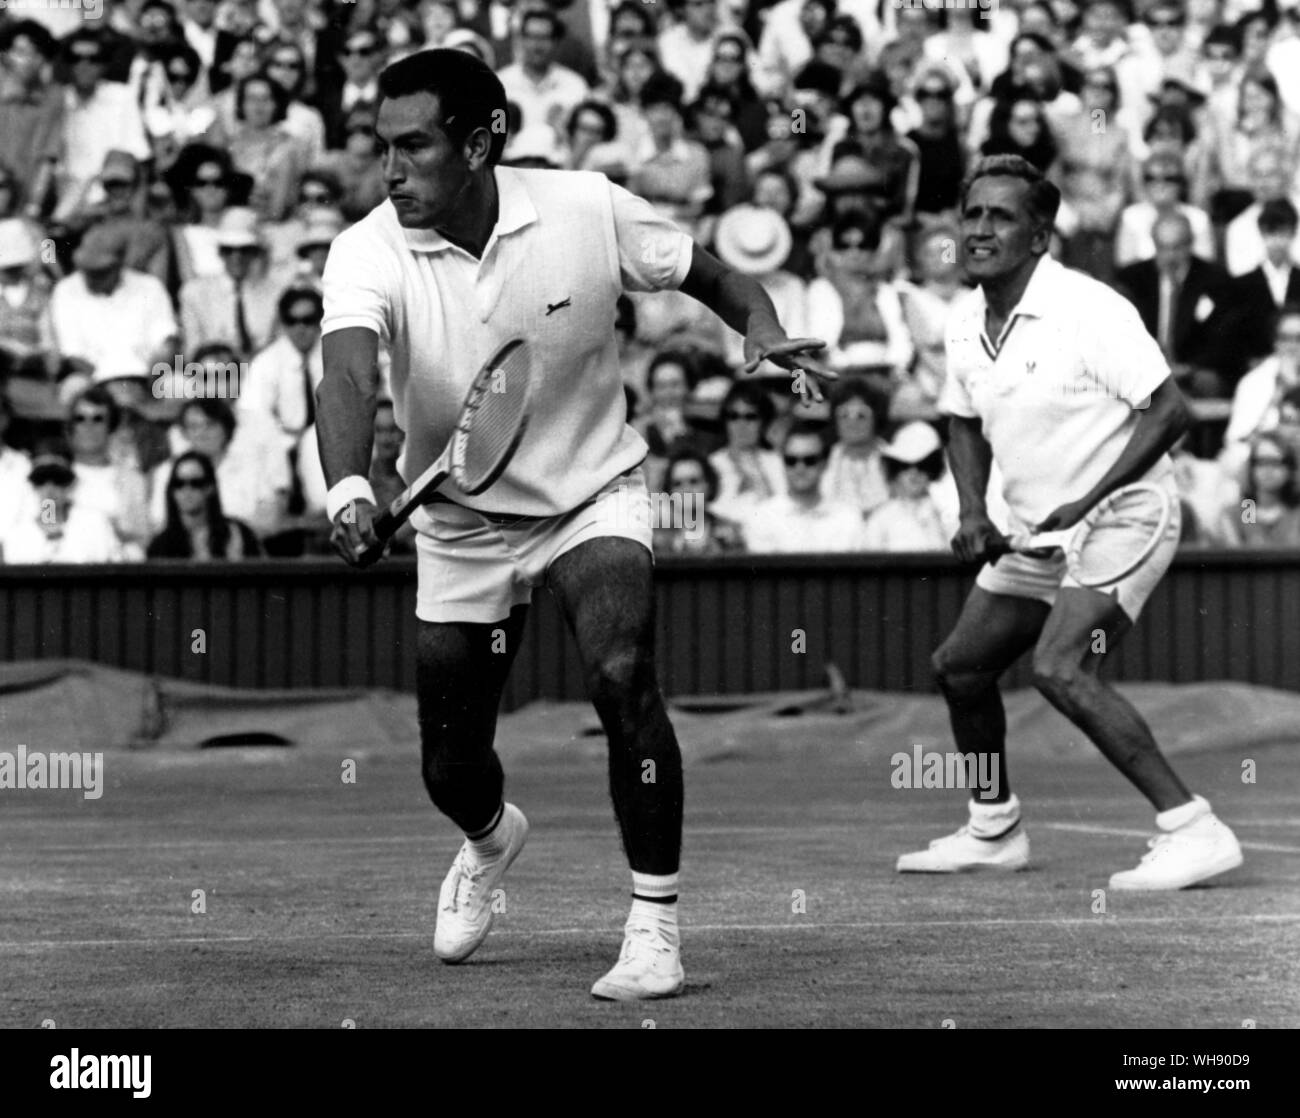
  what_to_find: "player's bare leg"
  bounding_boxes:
[548,537,685,1000]
[1032,588,1242,889]
[897,588,1047,874]
[418,606,533,962]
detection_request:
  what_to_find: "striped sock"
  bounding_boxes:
[631,872,679,945]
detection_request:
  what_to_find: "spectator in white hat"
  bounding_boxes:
[712,203,807,370]
[862,420,951,551]
[293,208,345,282]
[47,223,179,379]
[179,206,289,357]
[263,169,345,271]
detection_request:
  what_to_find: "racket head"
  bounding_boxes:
[1063,482,1173,587]
[448,338,534,496]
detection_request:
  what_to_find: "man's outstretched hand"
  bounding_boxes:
[741,324,836,405]
[330,499,386,568]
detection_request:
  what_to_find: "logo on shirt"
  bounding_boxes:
[1025,361,1036,376]
[545,297,572,316]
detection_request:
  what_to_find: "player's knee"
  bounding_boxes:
[1031,656,1085,702]
[933,648,994,703]
[587,647,653,706]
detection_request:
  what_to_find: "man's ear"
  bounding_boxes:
[464,126,493,172]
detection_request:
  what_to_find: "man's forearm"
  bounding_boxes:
[947,416,993,520]
[679,246,780,337]
[318,331,381,489]
[1077,382,1191,508]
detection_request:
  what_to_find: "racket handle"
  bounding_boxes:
[356,507,404,566]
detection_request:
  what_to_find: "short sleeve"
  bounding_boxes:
[937,325,978,419]
[1081,288,1171,407]
[321,226,394,339]
[608,181,694,293]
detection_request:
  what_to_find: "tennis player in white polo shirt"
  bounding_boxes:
[897,155,1243,890]
[316,49,830,1000]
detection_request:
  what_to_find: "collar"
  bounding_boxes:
[398,166,538,255]
[966,253,1057,325]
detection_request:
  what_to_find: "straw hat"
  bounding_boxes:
[713,204,792,276]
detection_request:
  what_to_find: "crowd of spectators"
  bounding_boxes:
[3,0,1300,563]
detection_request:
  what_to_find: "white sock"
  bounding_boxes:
[968,793,1022,839]
[1156,795,1210,832]
[630,871,679,946]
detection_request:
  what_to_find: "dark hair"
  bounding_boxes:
[983,92,1057,171]
[832,208,883,250]
[68,385,121,435]
[641,71,685,113]
[265,39,308,98]
[818,14,865,55]
[664,449,720,503]
[1203,24,1242,54]
[1260,197,1299,233]
[378,47,510,166]
[960,153,1062,232]
[1143,104,1198,145]
[648,349,698,392]
[843,77,898,128]
[720,380,775,444]
[62,29,106,65]
[795,58,846,99]
[1244,433,1300,507]
[829,378,888,432]
[1236,7,1279,37]
[180,397,237,443]
[0,19,57,59]
[1239,65,1282,127]
[690,82,738,128]
[752,165,799,215]
[519,6,566,40]
[236,70,290,123]
[610,1,657,38]
[153,451,236,558]
[192,342,240,366]
[278,285,324,324]
[782,419,832,457]
[299,167,343,202]
[162,41,203,86]
[566,98,617,142]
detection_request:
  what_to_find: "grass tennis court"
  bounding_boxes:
[1,732,1297,1029]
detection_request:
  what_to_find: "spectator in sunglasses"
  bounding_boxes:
[321,27,385,150]
[147,449,261,558]
[651,449,745,556]
[704,30,767,153]
[62,383,152,556]
[708,380,785,518]
[0,446,124,564]
[315,108,386,222]
[821,379,890,518]
[1217,432,1300,546]
[1116,151,1214,268]
[906,68,966,220]
[740,421,867,553]
[862,421,950,551]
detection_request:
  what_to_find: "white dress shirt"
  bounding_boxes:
[47,269,178,374]
[742,494,867,553]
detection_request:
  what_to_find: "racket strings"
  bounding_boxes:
[1070,488,1171,586]
[454,348,532,491]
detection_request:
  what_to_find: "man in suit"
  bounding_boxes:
[1219,198,1300,382]
[319,24,386,150]
[1115,212,1234,398]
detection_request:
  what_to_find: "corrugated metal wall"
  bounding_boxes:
[2,552,1297,707]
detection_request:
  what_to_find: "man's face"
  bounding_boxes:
[283,296,322,354]
[1252,155,1289,202]
[67,41,105,95]
[182,407,228,458]
[376,92,477,230]
[1153,222,1193,274]
[82,261,122,295]
[6,33,45,84]
[1202,42,1237,85]
[1147,7,1186,57]
[139,6,174,47]
[1263,227,1295,268]
[186,0,217,27]
[519,16,556,71]
[650,362,688,408]
[668,459,708,500]
[70,400,111,455]
[1083,0,1125,43]
[685,0,718,36]
[694,98,730,143]
[220,244,258,281]
[645,102,680,146]
[341,32,382,83]
[782,434,827,497]
[960,175,1046,283]
[242,78,277,128]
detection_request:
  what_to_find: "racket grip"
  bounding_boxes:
[356,509,403,566]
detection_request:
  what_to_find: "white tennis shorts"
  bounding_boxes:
[976,479,1182,622]
[412,468,653,624]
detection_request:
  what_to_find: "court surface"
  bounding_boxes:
[1,728,1297,1029]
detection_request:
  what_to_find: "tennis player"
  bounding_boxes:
[316,49,830,1000]
[898,155,1243,889]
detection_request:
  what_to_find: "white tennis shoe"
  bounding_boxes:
[1109,812,1243,891]
[591,918,685,1001]
[434,803,528,963]
[896,822,1030,873]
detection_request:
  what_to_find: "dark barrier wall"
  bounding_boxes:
[2,551,1298,708]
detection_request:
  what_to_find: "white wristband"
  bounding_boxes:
[326,476,377,522]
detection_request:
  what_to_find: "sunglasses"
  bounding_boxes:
[70,53,103,64]
[342,44,377,57]
[172,476,210,489]
[715,52,743,63]
[285,313,321,326]
[72,412,108,425]
[1148,17,1185,28]
[194,176,228,188]
[300,191,332,206]
[783,453,823,467]
[270,58,303,69]
[725,409,761,421]
[917,88,951,101]
[169,69,194,81]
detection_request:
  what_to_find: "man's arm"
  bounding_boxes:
[319,326,383,564]
[1038,377,1192,532]
[946,414,1006,563]
[678,243,833,393]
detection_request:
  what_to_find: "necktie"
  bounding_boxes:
[233,278,252,356]
[301,352,316,431]
[1157,273,1175,358]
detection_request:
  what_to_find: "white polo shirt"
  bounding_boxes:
[321,167,693,518]
[939,255,1174,527]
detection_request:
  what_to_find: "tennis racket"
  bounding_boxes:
[356,337,533,564]
[990,482,1175,588]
